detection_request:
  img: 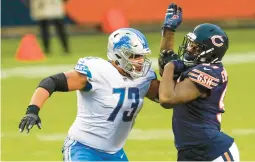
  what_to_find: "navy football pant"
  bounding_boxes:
[212,142,239,161]
[177,142,239,161]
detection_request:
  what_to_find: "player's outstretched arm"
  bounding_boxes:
[158,3,182,76]
[18,70,87,133]
[160,28,175,52]
[160,3,182,52]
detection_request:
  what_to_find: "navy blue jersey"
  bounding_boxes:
[173,63,234,160]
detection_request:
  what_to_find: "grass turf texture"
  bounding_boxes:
[1,28,255,160]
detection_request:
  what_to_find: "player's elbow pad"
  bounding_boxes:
[38,73,69,96]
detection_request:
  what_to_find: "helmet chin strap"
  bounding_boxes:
[200,48,223,64]
[195,48,215,64]
[211,58,221,64]
[199,48,214,56]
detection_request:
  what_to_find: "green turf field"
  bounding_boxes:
[1,28,255,161]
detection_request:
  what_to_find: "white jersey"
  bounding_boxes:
[68,57,157,153]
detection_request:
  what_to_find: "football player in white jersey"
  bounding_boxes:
[18,28,160,161]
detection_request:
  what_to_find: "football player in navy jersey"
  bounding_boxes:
[158,3,240,161]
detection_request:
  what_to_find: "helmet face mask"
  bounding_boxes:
[107,28,152,79]
[178,23,229,67]
[179,34,206,67]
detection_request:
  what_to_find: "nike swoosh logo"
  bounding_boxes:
[203,67,211,71]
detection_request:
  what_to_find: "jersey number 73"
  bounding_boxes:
[107,87,139,122]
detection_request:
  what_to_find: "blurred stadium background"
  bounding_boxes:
[1,0,255,161]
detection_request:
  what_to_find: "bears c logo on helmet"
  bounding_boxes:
[211,35,224,47]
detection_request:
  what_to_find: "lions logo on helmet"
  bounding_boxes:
[107,28,152,79]
[113,35,132,50]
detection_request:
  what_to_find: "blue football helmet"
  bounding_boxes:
[178,23,229,67]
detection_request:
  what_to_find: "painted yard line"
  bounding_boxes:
[2,129,255,141]
[231,129,255,135]
[1,65,74,79]
[1,52,255,79]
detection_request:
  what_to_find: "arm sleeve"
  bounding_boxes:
[74,58,93,79]
[74,57,100,92]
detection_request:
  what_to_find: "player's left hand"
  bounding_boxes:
[163,3,182,31]
[19,105,42,134]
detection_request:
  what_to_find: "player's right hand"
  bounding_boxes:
[163,3,182,31]
[158,49,179,76]
[19,105,42,134]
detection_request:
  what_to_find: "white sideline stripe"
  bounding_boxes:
[1,52,255,79]
[2,129,255,141]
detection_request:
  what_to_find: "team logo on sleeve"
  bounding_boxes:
[75,64,92,78]
[188,69,219,89]
[211,35,224,47]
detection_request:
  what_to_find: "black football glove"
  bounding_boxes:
[158,49,179,76]
[158,49,186,79]
[19,105,42,134]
